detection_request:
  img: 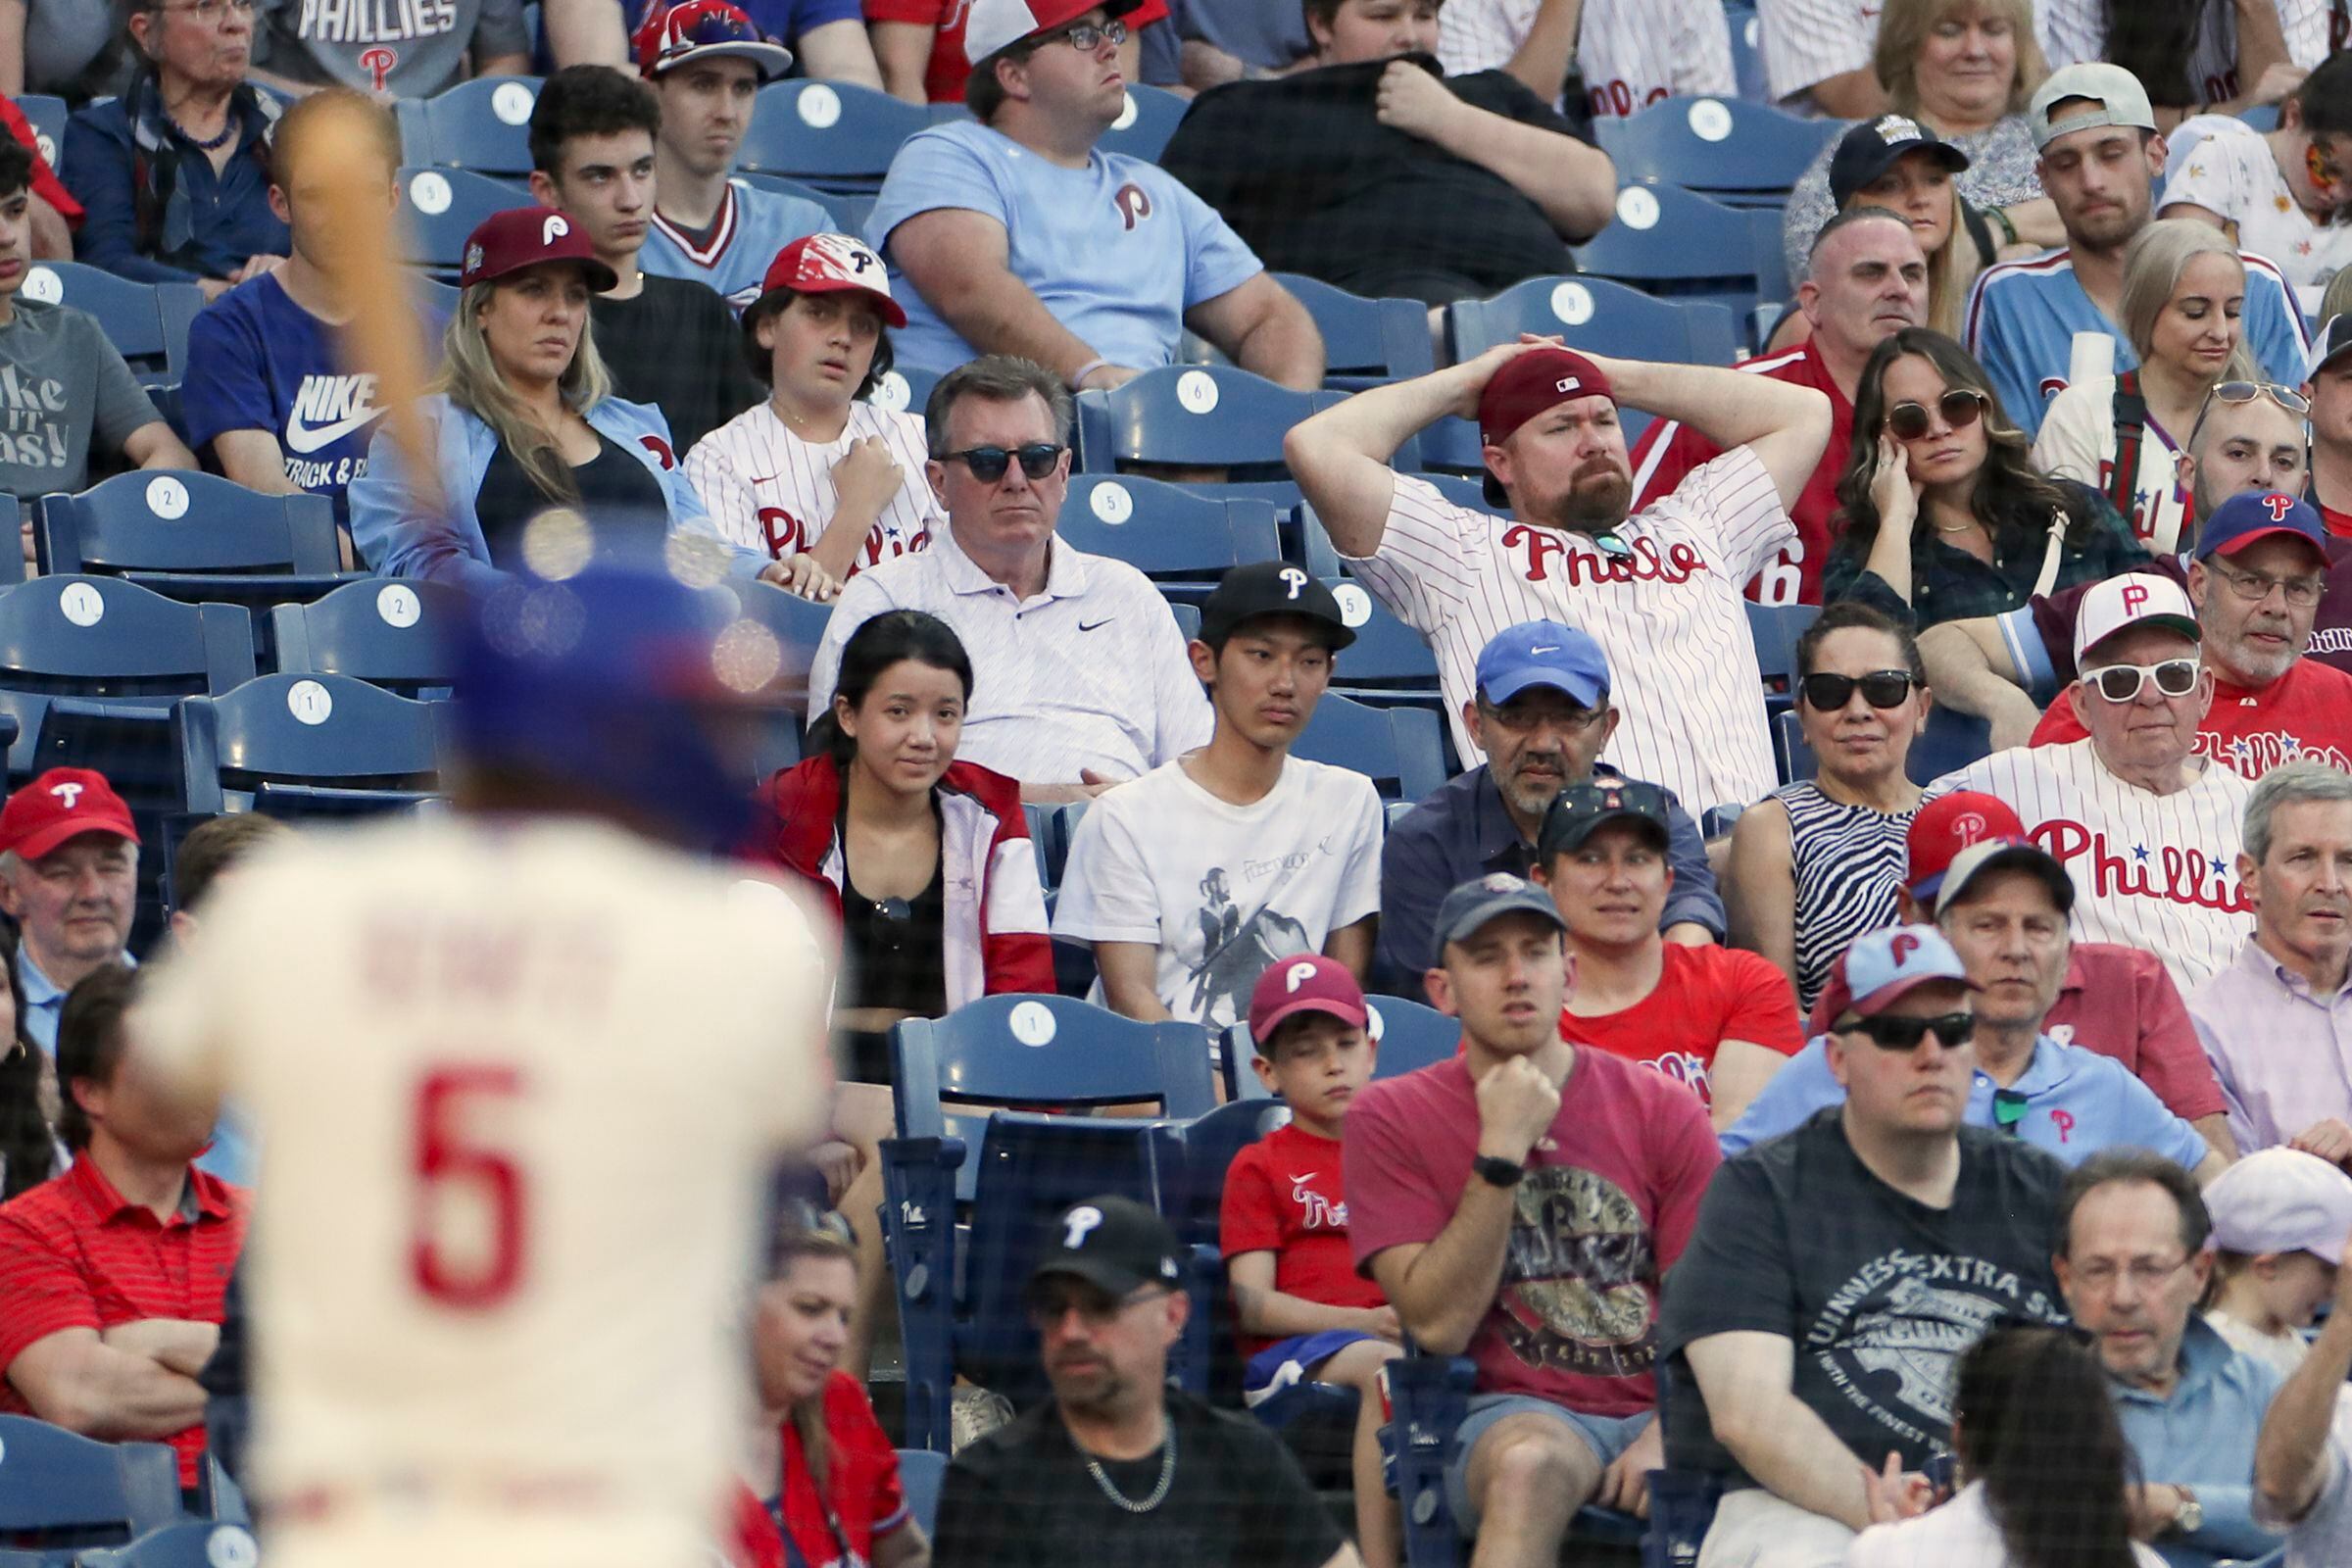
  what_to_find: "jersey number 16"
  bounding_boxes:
[410,1065,530,1309]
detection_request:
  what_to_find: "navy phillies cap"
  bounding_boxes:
[2194,490,2328,568]
[1829,114,1971,209]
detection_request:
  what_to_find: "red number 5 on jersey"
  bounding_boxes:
[410,1065,530,1309]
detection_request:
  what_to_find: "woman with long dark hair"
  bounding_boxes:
[0,931,56,1200]
[1847,1322,2160,1566]
[1825,327,2143,628]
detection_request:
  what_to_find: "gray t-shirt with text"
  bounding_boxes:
[0,299,159,499]
[252,0,530,98]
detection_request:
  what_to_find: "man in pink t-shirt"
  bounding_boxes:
[1343,872,1721,1555]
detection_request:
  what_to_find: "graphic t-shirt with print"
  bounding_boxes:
[1221,1120,1387,1357]
[0,298,158,498]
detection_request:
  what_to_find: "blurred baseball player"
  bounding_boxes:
[137,564,833,1568]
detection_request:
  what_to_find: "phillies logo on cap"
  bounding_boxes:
[1277,566,1307,600]
[1889,932,1920,963]
[49,781,81,808]
[464,243,484,273]
[1061,1205,1102,1249]
[1603,789,1622,807]
[1952,810,1987,840]
[541,215,569,245]
[2263,493,2296,522]
[1285,960,1317,992]
[2121,580,2150,614]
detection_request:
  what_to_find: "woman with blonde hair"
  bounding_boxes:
[1770,118,1984,348]
[350,207,786,590]
[2031,220,2263,555]
[1781,0,2061,279]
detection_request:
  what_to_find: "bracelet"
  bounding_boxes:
[1067,358,1111,391]
[1986,205,2019,248]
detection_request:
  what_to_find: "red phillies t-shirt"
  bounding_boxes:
[1556,945,1803,1108]
[1219,1120,1386,1358]
[730,1372,908,1568]
[1343,1050,1720,1414]
[2322,502,2352,540]
[861,0,1169,104]
[1627,337,1852,606]
[2025,655,2352,774]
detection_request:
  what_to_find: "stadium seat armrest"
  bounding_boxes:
[879,1134,963,1451]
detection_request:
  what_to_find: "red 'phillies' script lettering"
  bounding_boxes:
[2032,818,2252,914]
[1502,525,1708,586]
[760,508,806,559]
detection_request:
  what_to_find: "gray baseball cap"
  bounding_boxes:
[1429,872,1568,967]
[2029,64,2157,150]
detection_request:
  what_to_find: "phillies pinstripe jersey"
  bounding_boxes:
[1755,0,1877,110]
[640,181,832,310]
[2036,0,2331,96]
[1435,0,1735,119]
[684,400,939,572]
[1928,741,2254,993]
[1343,447,1792,814]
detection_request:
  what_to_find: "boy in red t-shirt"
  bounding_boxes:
[1221,954,1402,1568]
[1532,780,1802,1128]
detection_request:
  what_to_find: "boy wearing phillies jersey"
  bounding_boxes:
[1222,955,1402,1568]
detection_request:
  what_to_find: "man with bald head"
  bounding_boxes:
[1631,205,1929,608]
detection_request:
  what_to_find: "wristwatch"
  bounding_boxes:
[2170,1487,2203,1537]
[1473,1154,1527,1189]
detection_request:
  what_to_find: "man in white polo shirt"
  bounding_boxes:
[808,354,1210,803]
[1283,338,1832,816]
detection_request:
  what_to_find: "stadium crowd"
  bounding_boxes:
[9,0,2352,1565]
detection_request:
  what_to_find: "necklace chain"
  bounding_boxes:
[1084,1425,1176,1513]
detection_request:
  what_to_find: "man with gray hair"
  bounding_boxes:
[807,354,1210,803]
[2191,760,2352,1165]
[0,768,138,1055]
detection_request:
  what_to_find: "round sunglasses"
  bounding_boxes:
[2078,657,2201,704]
[1885,389,1987,442]
[942,443,1065,483]
[1799,669,1917,710]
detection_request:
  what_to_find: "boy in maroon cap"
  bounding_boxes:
[0,767,139,1056]
[1222,953,1402,1568]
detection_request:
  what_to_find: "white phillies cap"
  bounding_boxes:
[2206,1149,2352,1262]
[2072,571,2199,670]
[964,0,1144,65]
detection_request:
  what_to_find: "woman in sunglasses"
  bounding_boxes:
[2031,220,2262,555]
[688,234,943,604]
[1825,327,2143,629]
[1727,602,1929,1013]
[758,609,1054,1372]
[2159,51,2352,296]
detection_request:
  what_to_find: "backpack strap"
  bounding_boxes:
[2108,368,2148,524]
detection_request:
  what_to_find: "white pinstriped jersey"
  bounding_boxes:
[1343,448,1791,814]
[1928,741,2254,994]
[2037,0,2331,97]
[1755,0,1878,110]
[639,182,833,311]
[1433,0,1735,119]
[683,401,940,573]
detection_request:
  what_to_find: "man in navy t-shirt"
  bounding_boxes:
[179,90,410,533]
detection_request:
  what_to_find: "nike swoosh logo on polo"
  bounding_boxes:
[1079,616,1114,631]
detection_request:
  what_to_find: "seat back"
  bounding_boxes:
[1446,274,1740,368]
[1599,96,1845,200]
[1224,992,1460,1098]
[1723,3,1766,102]
[15,262,203,385]
[1074,367,1325,477]
[1907,704,1992,785]
[38,471,341,577]
[896,1449,947,1537]
[1742,599,1817,709]
[74,1521,263,1568]
[1570,185,1786,318]
[397,166,529,276]
[397,75,542,178]
[17,95,65,173]
[892,996,1218,1135]
[1293,692,1445,802]
[175,673,447,814]
[0,576,257,697]
[268,578,463,697]
[1168,1096,1290,1243]
[1096,84,1189,163]
[866,363,943,419]
[0,1415,184,1544]
[1324,580,1440,695]
[1273,273,1436,389]
[703,577,830,780]
[739,81,931,189]
[1056,475,1282,600]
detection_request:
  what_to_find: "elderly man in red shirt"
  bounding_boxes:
[0,964,242,1487]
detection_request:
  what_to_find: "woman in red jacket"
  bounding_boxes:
[759,609,1053,1372]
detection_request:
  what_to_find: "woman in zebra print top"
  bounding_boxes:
[1727,602,1931,1012]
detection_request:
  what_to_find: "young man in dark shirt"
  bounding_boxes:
[933,1196,1357,1568]
[527,65,763,458]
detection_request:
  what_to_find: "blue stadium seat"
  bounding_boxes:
[2239,102,2282,132]
[396,75,543,179]
[1294,692,1445,803]
[174,672,449,816]
[268,577,463,698]
[1222,991,1460,1099]
[865,362,941,419]
[1774,706,1817,784]
[1097,84,1189,164]
[1446,275,1740,368]
[705,577,830,780]
[75,1522,262,1568]
[1743,599,1817,710]
[1273,273,1437,390]
[1598,96,1844,206]
[739,80,931,192]
[897,1449,947,1536]
[17,94,66,175]
[1075,367,1328,478]
[1724,3,1766,103]
[1325,581,1441,700]
[1570,185,1788,320]
[37,471,342,580]
[0,1415,184,1547]
[732,171,862,231]
[1908,704,1992,785]
[397,166,526,278]
[15,262,203,386]
[1056,474,1282,602]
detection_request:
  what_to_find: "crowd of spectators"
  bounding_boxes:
[11,1,2352,1566]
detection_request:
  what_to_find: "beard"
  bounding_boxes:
[1530,462,1635,533]
[2218,623,2299,686]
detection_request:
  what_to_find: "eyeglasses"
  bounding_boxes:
[2066,1254,2195,1296]
[1481,702,1608,735]
[2078,657,2202,704]
[1799,669,1917,710]
[1843,1011,1973,1051]
[1026,1284,1169,1330]
[2207,560,2326,608]
[942,443,1064,483]
[1043,17,1129,49]
[2184,381,2311,450]
[1885,389,1986,441]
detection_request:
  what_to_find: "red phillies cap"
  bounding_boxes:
[1906,791,2024,900]
[964,0,1146,65]
[1248,954,1368,1049]
[460,208,620,293]
[0,768,139,861]
[760,234,906,328]
[1477,347,1615,450]
[634,0,794,79]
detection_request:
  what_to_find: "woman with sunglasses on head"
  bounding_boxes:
[1727,602,1929,1014]
[1826,327,2144,630]
[2031,220,2262,556]
[687,235,943,605]
[2159,51,2352,298]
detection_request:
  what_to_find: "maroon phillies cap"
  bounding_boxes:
[760,233,907,328]
[1906,791,2026,900]
[1477,347,1616,449]
[1249,954,1369,1049]
[0,768,139,861]
[460,208,620,293]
